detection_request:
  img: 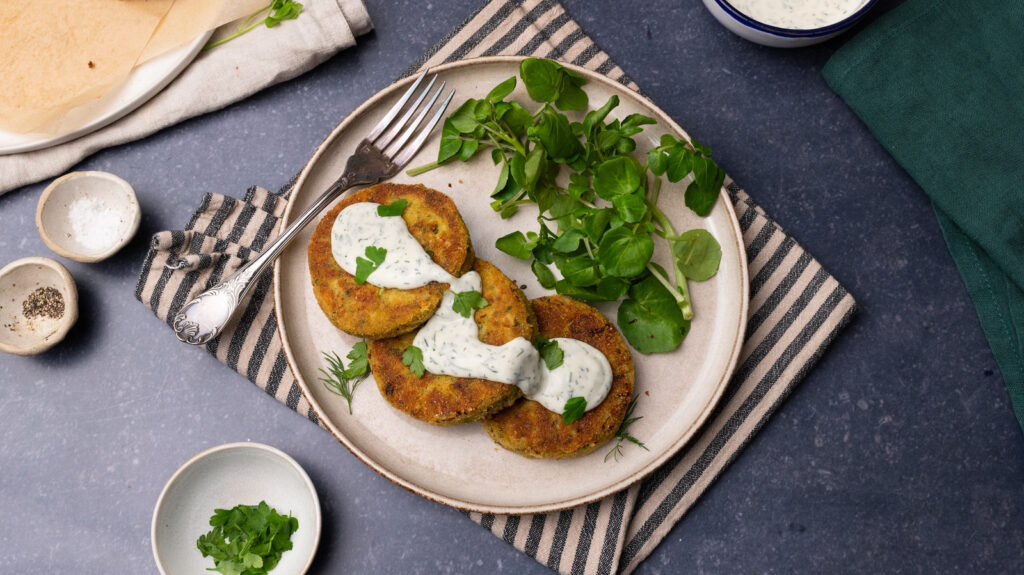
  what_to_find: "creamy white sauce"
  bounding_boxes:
[330,202,613,415]
[727,0,866,29]
[529,338,612,414]
[413,271,543,394]
[331,202,454,289]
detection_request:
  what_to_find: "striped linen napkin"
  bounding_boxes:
[135,1,858,573]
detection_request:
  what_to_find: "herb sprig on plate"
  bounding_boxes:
[319,342,370,414]
[605,395,648,461]
[409,58,724,354]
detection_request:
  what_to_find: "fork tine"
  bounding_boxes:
[376,75,437,150]
[383,81,445,159]
[366,70,428,143]
[392,89,456,167]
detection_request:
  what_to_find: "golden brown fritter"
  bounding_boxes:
[483,295,635,459]
[307,183,474,339]
[369,259,537,426]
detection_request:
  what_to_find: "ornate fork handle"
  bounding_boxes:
[172,147,392,345]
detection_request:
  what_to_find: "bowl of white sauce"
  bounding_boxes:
[702,0,879,47]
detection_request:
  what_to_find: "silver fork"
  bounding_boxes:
[173,71,455,345]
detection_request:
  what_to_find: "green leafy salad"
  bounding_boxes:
[409,58,725,354]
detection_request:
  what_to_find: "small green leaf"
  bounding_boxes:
[452,290,489,318]
[437,119,463,163]
[555,253,599,286]
[532,260,557,289]
[402,345,425,377]
[458,138,480,162]
[495,231,534,260]
[593,156,641,199]
[597,227,653,278]
[583,95,619,137]
[504,102,532,136]
[671,229,722,281]
[647,148,668,175]
[354,246,386,284]
[343,341,370,379]
[684,156,724,216]
[611,193,647,223]
[376,198,407,217]
[529,106,583,162]
[487,76,517,102]
[555,82,588,111]
[562,397,587,424]
[552,228,586,253]
[539,337,565,370]
[519,58,563,103]
[617,275,689,354]
[449,98,480,133]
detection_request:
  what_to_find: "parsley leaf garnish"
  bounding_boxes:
[402,345,425,377]
[204,1,304,51]
[354,246,386,284]
[605,395,649,462]
[562,396,587,424]
[196,501,298,575]
[451,290,489,318]
[319,342,370,414]
[376,198,408,217]
[537,336,564,370]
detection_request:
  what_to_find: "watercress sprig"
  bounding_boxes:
[408,58,724,354]
[204,0,304,51]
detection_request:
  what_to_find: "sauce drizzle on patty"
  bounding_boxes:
[331,201,612,415]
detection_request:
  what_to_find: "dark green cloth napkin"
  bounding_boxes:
[823,0,1024,432]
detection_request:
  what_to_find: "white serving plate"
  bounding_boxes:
[274,56,749,515]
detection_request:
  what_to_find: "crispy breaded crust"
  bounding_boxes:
[308,183,474,339]
[369,260,537,426]
[483,295,635,459]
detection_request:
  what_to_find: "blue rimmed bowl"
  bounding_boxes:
[702,0,880,47]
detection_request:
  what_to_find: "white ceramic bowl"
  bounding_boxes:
[152,443,322,575]
[36,171,141,262]
[702,0,879,47]
[0,256,78,356]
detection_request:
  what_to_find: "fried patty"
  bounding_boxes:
[483,295,635,459]
[368,259,537,426]
[308,183,474,339]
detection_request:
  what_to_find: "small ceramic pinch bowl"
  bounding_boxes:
[36,171,141,262]
[152,442,322,575]
[702,0,879,47]
[0,256,78,356]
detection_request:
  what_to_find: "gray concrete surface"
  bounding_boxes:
[1,1,1022,573]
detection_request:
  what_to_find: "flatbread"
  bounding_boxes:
[0,0,266,135]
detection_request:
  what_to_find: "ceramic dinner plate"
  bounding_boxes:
[0,33,211,155]
[274,56,749,515]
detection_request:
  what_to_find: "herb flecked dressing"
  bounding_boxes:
[331,202,613,415]
[727,0,866,29]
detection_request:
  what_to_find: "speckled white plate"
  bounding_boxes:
[274,56,748,515]
[151,443,321,575]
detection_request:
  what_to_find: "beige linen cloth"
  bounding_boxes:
[136,1,858,574]
[0,0,372,195]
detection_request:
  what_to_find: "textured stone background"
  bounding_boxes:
[1,0,1022,573]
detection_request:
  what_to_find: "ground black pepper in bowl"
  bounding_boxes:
[22,287,65,320]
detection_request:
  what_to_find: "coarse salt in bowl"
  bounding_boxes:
[36,171,141,263]
[703,0,880,48]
